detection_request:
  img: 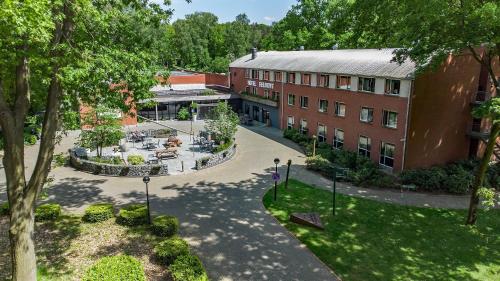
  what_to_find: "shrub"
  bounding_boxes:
[35,203,61,221]
[177,107,190,120]
[82,255,146,281]
[89,156,123,165]
[400,166,447,191]
[0,202,9,216]
[83,203,114,223]
[443,165,473,194]
[305,155,335,177]
[212,141,233,154]
[169,254,208,281]
[127,155,144,166]
[151,215,179,237]
[154,237,190,265]
[53,152,67,167]
[24,133,37,145]
[116,204,148,226]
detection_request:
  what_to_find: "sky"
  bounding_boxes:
[166,0,297,24]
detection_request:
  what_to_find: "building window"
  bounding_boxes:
[382,110,398,128]
[385,79,401,95]
[245,69,251,78]
[300,96,309,108]
[288,72,296,84]
[333,128,344,149]
[360,107,374,123]
[275,72,282,82]
[252,69,259,79]
[264,89,269,99]
[358,135,371,158]
[380,142,395,168]
[302,73,311,85]
[335,102,346,117]
[318,99,328,113]
[319,74,329,87]
[287,116,294,129]
[264,71,270,81]
[336,75,351,90]
[358,77,376,92]
[245,86,250,94]
[288,93,296,106]
[317,124,327,143]
[300,119,308,135]
[252,87,257,95]
[272,91,280,101]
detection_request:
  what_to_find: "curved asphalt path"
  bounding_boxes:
[0,122,476,280]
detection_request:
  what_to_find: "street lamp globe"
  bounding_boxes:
[143,176,150,184]
[274,158,280,165]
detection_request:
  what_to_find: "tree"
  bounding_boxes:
[79,107,125,157]
[336,0,500,225]
[0,1,175,280]
[205,102,239,143]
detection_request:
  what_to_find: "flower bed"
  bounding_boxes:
[69,149,169,177]
[195,143,236,170]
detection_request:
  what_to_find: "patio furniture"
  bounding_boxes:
[143,138,158,150]
[155,148,178,160]
[147,154,159,164]
[166,136,183,147]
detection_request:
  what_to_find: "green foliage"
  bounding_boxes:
[83,203,114,223]
[177,107,190,121]
[205,101,239,143]
[88,156,123,165]
[283,128,310,146]
[305,155,335,176]
[116,204,148,226]
[62,110,81,130]
[35,204,61,221]
[477,187,497,210]
[127,155,145,166]
[0,136,4,150]
[212,140,233,154]
[443,164,474,194]
[151,215,179,237]
[82,255,146,281]
[154,237,190,265]
[169,254,209,281]
[0,202,9,216]
[24,133,37,145]
[53,152,67,168]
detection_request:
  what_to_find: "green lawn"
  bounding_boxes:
[263,179,500,281]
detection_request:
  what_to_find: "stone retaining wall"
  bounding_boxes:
[195,143,237,170]
[69,150,169,177]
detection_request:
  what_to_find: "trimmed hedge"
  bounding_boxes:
[154,236,190,265]
[170,254,209,281]
[0,202,9,216]
[83,203,114,223]
[82,255,146,281]
[35,204,61,221]
[127,155,145,165]
[116,204,148,226]
[151,215,179,237]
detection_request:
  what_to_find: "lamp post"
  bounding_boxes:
[274,158,280,201]
[143,176,151,224]
[312,135,317,157]
[332,169,337,216]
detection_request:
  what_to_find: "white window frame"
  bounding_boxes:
[358,135,371,158]
[288,93,295,106]
[317,124,327,143]
[382,110,398,129]
[336,75,351,90]
[318,99,328,113]
[360,107,374,123]
[335,102,346,117]
[379,142,395,168]
[287,116,295,130]
[320,74,329,88]
[333,128,344,149]
[358,77,376,93]
[300,119,308,135]
[385,79,401,95]
[300,96,309,108]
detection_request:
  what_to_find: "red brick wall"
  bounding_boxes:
[230,67,408,171]
[155,73,229,87]
[205,73,229,87]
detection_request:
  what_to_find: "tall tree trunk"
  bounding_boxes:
[466,122,500,225]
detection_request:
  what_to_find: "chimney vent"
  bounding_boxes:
[251,48,257,60]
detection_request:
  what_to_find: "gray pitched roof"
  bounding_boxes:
[229,48,416,79]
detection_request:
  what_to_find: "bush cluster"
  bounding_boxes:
[83,203,114,223]
[82,255,146,281]
[24,133,37,145]
[283,129,311,146]
[0,202,9,216]
[88,156,123,165]
[35,203,61,221]
[116,204,148,226]
[401,163,474,194]
[127,155,145,165]
[152,215,179,237]
[212,140,233,154]
[170,254,209,281]
[177,107,190,121]
[154,236,190,265]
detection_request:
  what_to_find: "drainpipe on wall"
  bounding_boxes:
[281,75,284,129]
[401,80,414,171]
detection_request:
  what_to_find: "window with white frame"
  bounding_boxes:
[288,72,296,84]
[333,128,344,149]
[318,99,328,113]
[358,77,376,92]
[245,69,251,78]
[302,73,311,85]
[252,69,258,79]
[319,74,329,87]
[252,87,257,95]
[287,116,295,129]
[360,107,374,123]
[358,135,371,158]
[264,89,269,99]
[382,110,398,128]
[275,72,282,82]
[385,79,401,95]
[380,142,395,168]
[317,124,327,143]
[288,93,295,105]
[272,91,280,101]
[335,102,346,117]
[264,71,270,81]
[300,119,308,134]
[300,96,309,108]
[336,75,351,90]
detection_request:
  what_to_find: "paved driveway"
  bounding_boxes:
[0,125,338,281]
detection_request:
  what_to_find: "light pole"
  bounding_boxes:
[274,158,280,201]
[312,135,317,157]
[143,176,151,224]
[332,169,337,216]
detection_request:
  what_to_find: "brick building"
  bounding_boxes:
[229,48,498,172]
